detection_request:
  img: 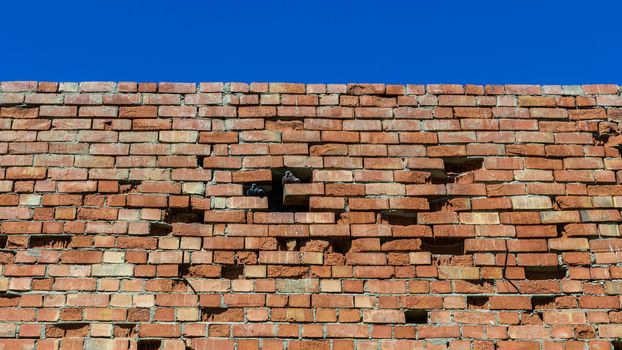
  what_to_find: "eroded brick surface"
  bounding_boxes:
[0,82,621,349]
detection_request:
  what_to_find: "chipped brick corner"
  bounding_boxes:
[0,81,622,349]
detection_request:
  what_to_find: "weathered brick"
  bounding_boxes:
[0,82,620,344]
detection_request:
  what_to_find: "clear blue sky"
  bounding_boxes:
[3,0,621,84]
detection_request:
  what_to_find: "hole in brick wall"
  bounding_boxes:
[113,324,137,337]
[531,296,556,310]
[524,267,567,280]
[137,339,161,350]
[277,238,298,251]
[592,126,622,157]
[593,133,610,144]
[404,310,428,324]
[380,211,418,225]
[119,180,141,194]
[428,197,453,211]
[443,157,484,175]
[613,341,622,350]
[593,123,620,146]
[329,238,352,255]
[267,168,313,212]
[0,236,6,249]
[430,157,483,184]
[221,265,244,279]
[278,168,313,183]
[466,296,489,309]
[29,235,71,249]
[242,182,270,197]
[149,222,172,236]
[163,208,203,224]
[429,170,448,185]
[179,263,189,278]
[196,155,208,168]
[201,307,229,322]
[421,238,465,255]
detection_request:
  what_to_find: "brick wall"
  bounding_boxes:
[0,81,621,350]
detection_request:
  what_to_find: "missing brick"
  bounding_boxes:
[221,265,244,279]
[593,132,610,145]
[137,339,161,350]
[444,157,484,174]
[277,238,298,251]
[0,236,6,249]
[593,122,620,146]
[329,238,352,255]
[466,296,489,310]
[267,168,312,212]
[531,296,556,310]
[524,267,567,280]
[404,310,428,324]
[431,157,483,184]
[428,197,448,212]
[29,235,72,249]
[421,238,465,255]
[380,211,418,226]
[178,256,188,278]
[196,155,208,168]
[592,127,622,157]
[163,208,203,224]
[613,341,622,350]
[149,222,172,236]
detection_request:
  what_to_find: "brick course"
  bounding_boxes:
[0,81,621,349]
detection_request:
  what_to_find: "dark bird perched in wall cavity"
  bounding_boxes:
[246,183,265,197]
[282,171,301,186]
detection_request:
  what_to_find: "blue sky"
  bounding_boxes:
[2,0,621,84]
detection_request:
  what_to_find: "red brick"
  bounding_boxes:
[1,83,620,344]
[126,194,168,208]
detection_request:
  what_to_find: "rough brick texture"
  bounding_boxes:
[0,81,621,349]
